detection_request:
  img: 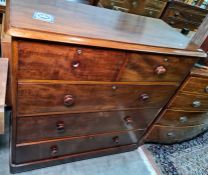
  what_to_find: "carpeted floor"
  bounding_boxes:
[141,131,208,175]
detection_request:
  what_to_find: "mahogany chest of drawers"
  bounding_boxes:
[6,0,206,173]
[98,0,168,18]
[145,67,208,143]
[161,0,208,31]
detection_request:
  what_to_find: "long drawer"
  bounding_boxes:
[181,77,208,95]
[15,130,144,164]
[156,109,208,126]
[17,40,196,82]
[17,82,177,115]
[145,124,208,144]
[16,108,160,143]
[169,92,208,111]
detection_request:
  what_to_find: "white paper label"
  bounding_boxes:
[33,11,55,23]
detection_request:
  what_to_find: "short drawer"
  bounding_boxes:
[181,77,208,95]
[156,109,208,126]
[15,130,143,164]
[169,92,208,111]
[145,124,208,144]
[120,53,196,82]
[17,40,127,81]
[17,82,177,115]
[16,108,160,143]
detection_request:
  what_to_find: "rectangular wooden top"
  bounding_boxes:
[6,0,207,57]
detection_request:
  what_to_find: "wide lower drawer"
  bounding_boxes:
[169,92,208,111]
[181,77,208,95]
[17,82,177,115]
[145,124,208,144]
[15,130,143,164]
[156,109,208,126]
[16,109,159,144]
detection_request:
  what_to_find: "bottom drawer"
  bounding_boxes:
[15,130,143,164]
[145,124,208,144]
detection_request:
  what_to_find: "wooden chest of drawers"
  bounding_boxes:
[161,0,208,31]
[98,0,168,18]
[145,67,208,144]
[6,0,206,173]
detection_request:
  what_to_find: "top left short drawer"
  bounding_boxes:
[16,40,127,81]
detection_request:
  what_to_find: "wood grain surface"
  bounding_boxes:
[6,0,207,57]
[16,108,160,143]
[17,82,177,115]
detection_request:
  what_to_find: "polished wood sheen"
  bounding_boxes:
[145,123,208,144]
[156,109,208,126]
[17,83,177,115]
[6,0,207,172]
[6,0,206,57]
[180,77,208,95]
[17,39,196,82]
[15,130,144,164]
[120,53,196,82]
[169,92,208,111]
[16,109,159,143]
[17,40,126,81]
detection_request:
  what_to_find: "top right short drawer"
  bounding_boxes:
[181,77,208,95]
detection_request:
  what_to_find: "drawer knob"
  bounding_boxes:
[192,100,201,108]
[179,116,188,123]
[77,49,82,55]
[113,136,119,144]
[72,60,80,68]
[124,116,133,125]
[167,132,175,137]
[204,86,208,93]
[64,95,75,106]
[140,94,149,101]
[56,121,65,133]
[174,11,180,17]
[155,66,167,75]
[50,145,58,156]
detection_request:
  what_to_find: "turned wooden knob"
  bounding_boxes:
[50,145,58,156]
[56,121,65,133]
[192,100,201,108]
[155,66,167,75]
[71,60,80,68]
[140,94,149,101]
[113,136,119,144]
[64,95,75,106]
[124,116,133,125]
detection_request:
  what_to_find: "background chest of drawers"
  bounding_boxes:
[161,0,208,31]
[144,67,208,144]
[98,0,168,18]
[7,0,206,173]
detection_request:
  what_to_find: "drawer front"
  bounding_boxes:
[15,130,143,164]
[162,17,199,30]
[120,53,196,82]
[145,124,208,144]
[16,109,160,143]
[181,77,208,95]
[17,40,126,81]
[156,109,208,126]
[169,92,208,111]
[17,83,177,115]
[164,8,205,24]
